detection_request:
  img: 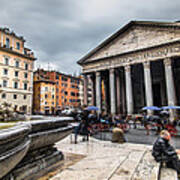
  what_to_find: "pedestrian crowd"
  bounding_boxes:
[74,106,179,143]
[73,106,180,175]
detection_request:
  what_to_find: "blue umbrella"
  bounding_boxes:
[85,106,99,111]
[162,106,180,110]
[142,106,161,111]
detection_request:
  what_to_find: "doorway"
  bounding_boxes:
[152,83,162,107]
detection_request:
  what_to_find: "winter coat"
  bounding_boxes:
[152,137,178,162]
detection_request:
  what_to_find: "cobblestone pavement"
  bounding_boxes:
[50,135,161,180]
[94,128,180,149]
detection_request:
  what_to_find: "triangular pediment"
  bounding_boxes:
[78,21,180,64]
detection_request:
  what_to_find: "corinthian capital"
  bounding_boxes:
[96,71,101,77]
[109,68,115,74]
[164,58,172,67]
[143,61,150,69]
[124,65,131,72]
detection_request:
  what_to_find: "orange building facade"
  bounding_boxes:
[0,27,36,114]
[33,69,82,114]
[33,79,56,115]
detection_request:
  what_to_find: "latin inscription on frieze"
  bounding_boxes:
[83,43,180,73]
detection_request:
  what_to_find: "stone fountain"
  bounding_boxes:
[0,117,73,180]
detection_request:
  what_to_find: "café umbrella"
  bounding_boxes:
[162,106,180,110]
[85,106,99,111]
[142,106,161,111]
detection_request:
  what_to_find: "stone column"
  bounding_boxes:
[96,71,101,112]
[1,32,3,45]
[89,74,95,106]
[164,58,176,120]
[125,65,133,115]
[143,61,153,115]
[109,68,116,114]
[83,74,88,106]
[116,70,121,114]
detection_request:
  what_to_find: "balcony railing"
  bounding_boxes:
[0,43,35,58]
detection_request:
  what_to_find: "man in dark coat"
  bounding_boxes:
[152,130,180,173]
[74,109,89,143]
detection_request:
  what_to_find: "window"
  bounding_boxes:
[64,91,68,95]
[71,92,75,96]
[24,83,27,90]
[56,75,59,80]
[2,93,6,99]
[24,95,27,99]
[13,94,17,99]
[14,82,18,89]
[62,76,68,81]
[14,105,17,110]
[52,95,54,99]
[16,42,20,50]
[6,38,10,48]
[3,80,7,87]
[24,73,28,78]
[25,63,28,70]
[15,61,19,67]
[5,57,9,65]
[45,87,48,91]
[15,71,19,77]
[3,69,8,75]
[45,94,48,98]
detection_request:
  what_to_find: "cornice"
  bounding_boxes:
[0,46,36,61]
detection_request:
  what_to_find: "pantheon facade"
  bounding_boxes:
[77,21,180,115]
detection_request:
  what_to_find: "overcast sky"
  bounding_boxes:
[0,0,180,75]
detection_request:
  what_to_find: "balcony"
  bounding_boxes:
[0,43,36,60]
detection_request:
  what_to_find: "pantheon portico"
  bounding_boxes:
[77,21,180,115]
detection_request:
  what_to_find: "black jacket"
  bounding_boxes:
[152,137,178,162]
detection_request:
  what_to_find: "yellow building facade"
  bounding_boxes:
[0,28,36,114]
[33,80,56,115]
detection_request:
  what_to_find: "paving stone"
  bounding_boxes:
[50,135,158,180]
[112,150,145,179]
[160,167,177,180]
[132,150,160,180]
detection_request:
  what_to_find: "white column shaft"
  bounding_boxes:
[164,58,176,106]
[109,69,116,114]
[144,62,153,107]
[125,66,133,115]
[96,72,101,112]
[83,75,88,105]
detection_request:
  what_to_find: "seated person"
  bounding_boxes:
[152,130,180,174]
[111,125,127,143]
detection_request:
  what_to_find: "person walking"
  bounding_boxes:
[143,112,150,135]
[74,109,89,143]
[152,130,180,174]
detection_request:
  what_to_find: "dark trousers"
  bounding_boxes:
[74,123,89,143]
[166,158,180,174]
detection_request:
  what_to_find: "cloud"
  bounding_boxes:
[0,0,179,74]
